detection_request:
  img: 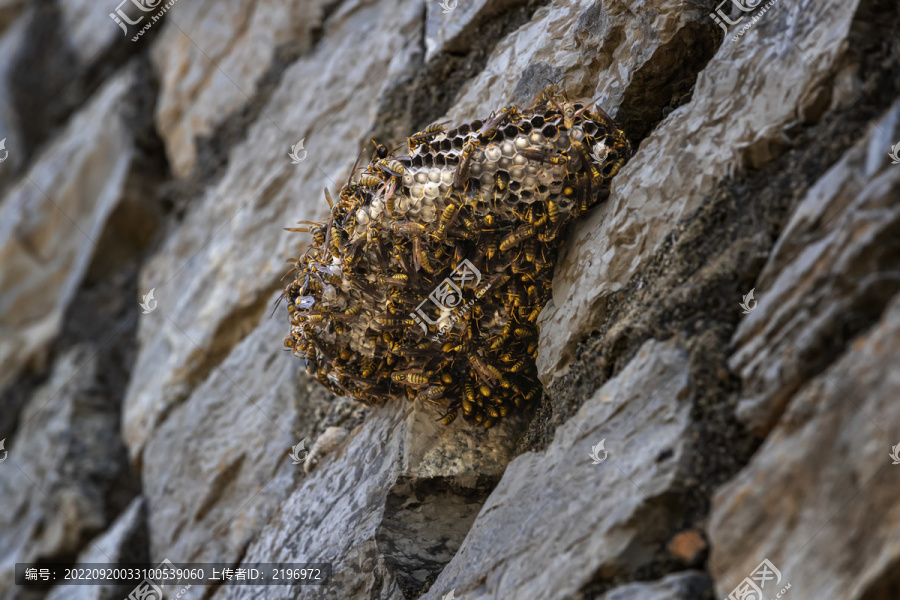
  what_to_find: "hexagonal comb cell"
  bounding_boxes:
[282,88,630,429]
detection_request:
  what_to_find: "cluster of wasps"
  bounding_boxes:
[282,83,630,429]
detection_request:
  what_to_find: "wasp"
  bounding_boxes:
[469,352,502,385]
[457,210,478,232]
[513,326,532,339]
[378,273,409,286]
[376,158,405,177]
[523,238,537,263]
[574,173,594,217]
[372,139,390,159]
[406,372,430,386]
[478,106,520,137]
[569,137,603,185]
[547,199,560,223]
[284,220,327,246]
[407,121,451,150]
[551,93,598,130]
[587,104,620,135]
[390,369,416,383]
[499,225,536,252]
[359,359,377,379]
[435,203,459,239]
[441,409,458,426]
[490,319,515,350]
[484,237,499,261]
[453,140,479,190]
[358,172,383,188]
[495,171,509,192]
[531,75,570,107]
[420,385,446,402]
[391,221,425,237]
[417,244,435,274]
[518,148,568,165]
[375,315,415,329]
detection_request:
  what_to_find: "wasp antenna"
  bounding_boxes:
[323,187,334,209]
[346,145,367,186]
[270,292,287,317]
[575,95,601,116]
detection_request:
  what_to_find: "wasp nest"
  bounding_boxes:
[282,88,630,428]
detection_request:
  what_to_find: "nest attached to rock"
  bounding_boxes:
[282,88,630,428]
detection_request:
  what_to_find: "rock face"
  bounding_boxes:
[419,339,695,600]
[150,0,332,179]
[728,99,900,435]
[1,1,899,600]
[0,347,137,600]
[710,292,900,600]
[0,68,137,390]
[44,498,149,600]
[536,0,872,387]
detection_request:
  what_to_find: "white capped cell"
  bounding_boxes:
[484,144,502,162]
[424,181,440,198]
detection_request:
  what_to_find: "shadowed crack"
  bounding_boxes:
[377,475,500,599]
